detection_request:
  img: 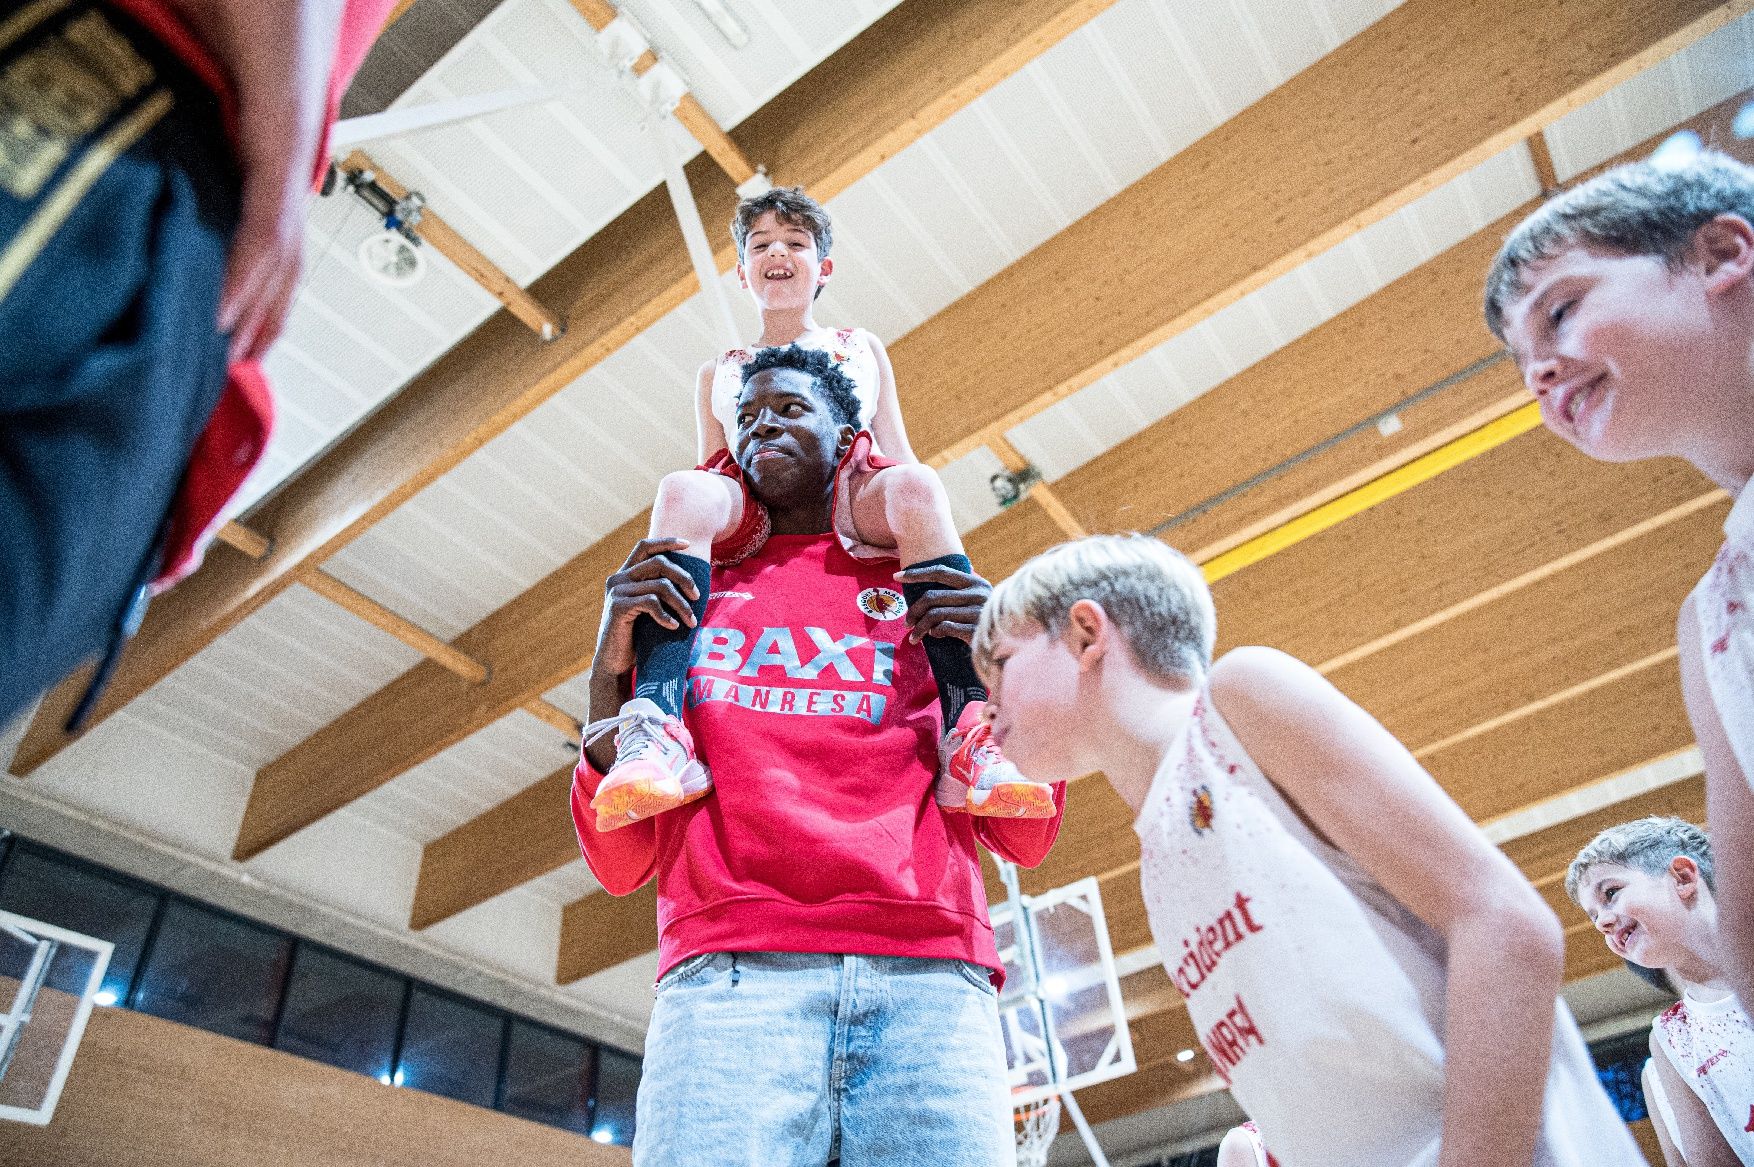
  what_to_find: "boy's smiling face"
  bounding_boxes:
[1575,859,1702,970]
[737,210,831,311]
[1501,245,1714,464]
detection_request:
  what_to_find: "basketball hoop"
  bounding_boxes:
[1013,1092,1062,1167]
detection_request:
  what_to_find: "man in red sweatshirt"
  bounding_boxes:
[572,345,1067,1165]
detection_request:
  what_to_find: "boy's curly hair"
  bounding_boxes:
[739,344,862,430]
[731,186,832,261]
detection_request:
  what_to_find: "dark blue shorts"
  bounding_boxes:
[0,0,239,726]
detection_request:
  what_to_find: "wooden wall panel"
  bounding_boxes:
[0,1007,628,1167]
[556,884,659,984]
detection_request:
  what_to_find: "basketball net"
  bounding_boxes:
[1013,1092,1062,1167]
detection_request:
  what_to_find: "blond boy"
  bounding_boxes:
[1568,817,1752,1164]
[973,534,1643,1167]
[1486,152,1754,1008]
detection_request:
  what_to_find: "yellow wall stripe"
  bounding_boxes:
[1200,400,1545,584]
[0,86,174,306]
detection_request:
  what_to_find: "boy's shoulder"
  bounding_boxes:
[1208,646,1318,712]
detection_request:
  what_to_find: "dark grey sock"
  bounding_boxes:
[631,553,712,718]
[901,553,988,728]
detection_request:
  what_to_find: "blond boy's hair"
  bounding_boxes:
[1564,816,1716,905]
[1483,150,1754,340]
[974,534,1216,685]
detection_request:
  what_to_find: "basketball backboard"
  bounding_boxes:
[990,873,1135,1109]
[0,910,112,1125]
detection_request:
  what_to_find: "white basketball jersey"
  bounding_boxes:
[1694,489,1754,787]
[1653,990,1754,1160]
[1134,689,1647,1167]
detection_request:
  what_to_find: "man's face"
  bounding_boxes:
[978,622,1087,784]
[1575,860,1696,970]
[1500,244,1714,464]
[737,211,831,310]
[733,367,852,505]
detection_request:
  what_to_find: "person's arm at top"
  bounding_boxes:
[1642,1057,1691,1167]
[165,0,349,362]
[1649,1028,1739,1167]
[863,332,920,464]
[570,537,703,895]
[1209,646,1563,1167]
[896,559,1067,866]
[1678,594,1754,1009]
[696,360,729,465]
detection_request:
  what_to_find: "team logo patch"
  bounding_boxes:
[1188,785,1215,835]
[857,587,906,621]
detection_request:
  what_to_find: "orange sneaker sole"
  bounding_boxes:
[594,780,710,833]
[967,781,1057,819]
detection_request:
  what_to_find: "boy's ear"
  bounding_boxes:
[736,261,749,289]
[817,256,834,286]
[1670,855,1704,903]
[1064,599,1107,667]
[1692,213,1754,295]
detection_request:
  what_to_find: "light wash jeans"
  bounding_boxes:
[633,951,1016,1166]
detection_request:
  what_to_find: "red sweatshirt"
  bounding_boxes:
[571,533,1066,983]
[104,0,400,587]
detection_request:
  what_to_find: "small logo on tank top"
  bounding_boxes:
[1188,784,1215,834]
[857,587,906,621]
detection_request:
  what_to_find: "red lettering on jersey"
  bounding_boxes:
[806,691,824,714]
[831,693,847,714]
[855,694,875,719]
[1201,994,1265,1088]
[1171,890,1265,999]
[779,691,797,712]
[748,688,771,710]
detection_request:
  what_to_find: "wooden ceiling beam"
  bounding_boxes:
[342,150,564,340]
[8,0,1121,778]
[904,0,1745,466]
[411,766,578,931]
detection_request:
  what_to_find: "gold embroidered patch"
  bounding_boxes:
[0,8,156,200]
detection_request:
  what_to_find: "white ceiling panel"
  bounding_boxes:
[1545,12,1754,182]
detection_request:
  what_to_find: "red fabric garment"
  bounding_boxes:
[571,532,1066,985]
[101,0,401,586]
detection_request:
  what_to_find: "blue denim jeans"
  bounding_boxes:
[633,951,1015,1166]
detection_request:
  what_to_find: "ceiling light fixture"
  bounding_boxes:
[691,0,749,48]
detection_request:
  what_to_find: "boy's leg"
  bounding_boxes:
[634,952,839,1167]
[856,465,1056,818]
[0,2,237,726]
[588,471,736,828]
[853,464,984,726]
[834,955,1014,1167]
[631,470,741,715]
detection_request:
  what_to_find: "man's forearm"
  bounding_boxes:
[583,662,632,772]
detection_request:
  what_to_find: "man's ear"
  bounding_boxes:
[1671,855,1704,904]
[835,422,856,455]
[1692,213,1754,295]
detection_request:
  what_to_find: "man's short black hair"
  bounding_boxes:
[740,344,862,430]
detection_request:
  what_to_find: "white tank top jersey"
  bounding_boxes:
[1694,489,1754,786]
[1653,989,1754,1161]
[710,326,883,449]
[1134,690,1648,1167]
